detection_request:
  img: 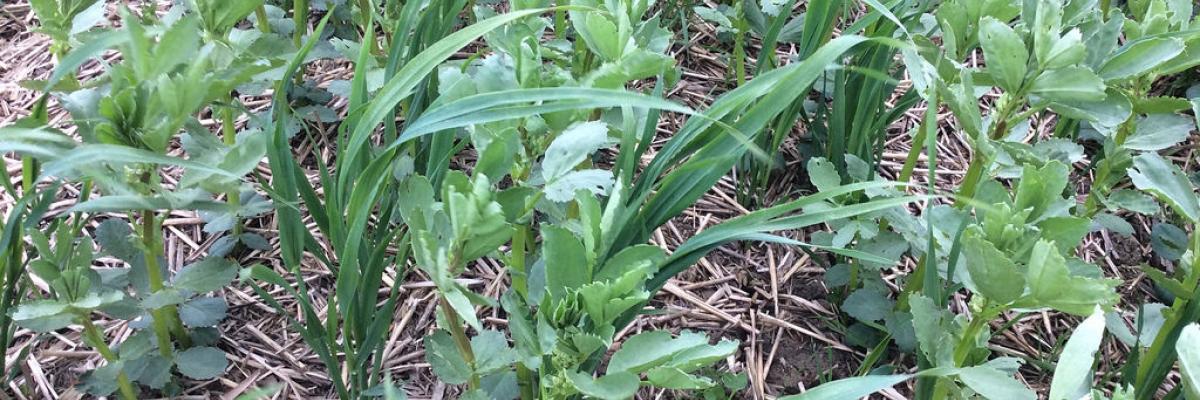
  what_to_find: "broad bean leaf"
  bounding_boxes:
[1102,189,1160,214]
[808,157,842,193]
[142,288,187,309]
[1039,29,1086,69]
[608,330,710,374]
[842,288,894,323]
[979,17,1029,93]
[542,121,615,202]
[1030,67,1105,102]
[12,300,74,332]
[1048,89,1131,133]
[79,361,124,396]
[958,366,1036,400]
[500,292,543,368]
[776,373,915,400]
[646,367,715,389]
[1124,113,1193,151]
[1049,309,1106,400]
[962,231,1026,304]
[910,295,956,366]
[567,371,639,400]
[172,257,239,292]
[665,338,738,373]
[425,330,472,384]
[544,170,615,203]
[1150,223,1189,261]
[179,297,228,327]
[471,329,517,375]
[1178,324,1200,400]
[1098,37,1185,81]
[125,354,172,389]
[543,225,589,301]
[1092,213,1134,236]
[1018,240,1119,316]
[1014,161,1071,222]
[175,346,228,380]
[1128,153,1200,223]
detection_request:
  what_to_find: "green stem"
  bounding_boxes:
[254,5,271,33]
[510,223,535,399]
[930,302,995,400]
[1134,233,1200,398]
[953,301,994,366]
[516,363,536,400]
[439,296,479,390]
[140,208,190,354]
[955,93,1021,208]
[898,126,927,183]
[511,224,529,298]
[732,0,747,86]
[81,320,138,400]
[0,241,22,355]
[220,99,243,237]
[1082,115,1137,216]
[554,8,567,42]
[956,154,987,207]
[356,0,380,55]
[21,157,35,195]
[293,0,310,48]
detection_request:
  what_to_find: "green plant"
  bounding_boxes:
[2,3,280,396]
[398,5,923,399]
[814,158,1122,399]
[1178,324,1200,399]
[1108,153,1200,399]
[814,0,1200,397]
[246,4,546,398]
[775,308,1110,400]
[28,0,104,58]
[10,0,1199,397]
[914,163,1120,398]
[0,160,57,387]
[902,0,1200,395]
[1,3,109,370]
[243,1,925,398]
[800,0,928,183]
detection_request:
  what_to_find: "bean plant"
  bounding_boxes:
[3,2,290,397]
[789,0,1200,398]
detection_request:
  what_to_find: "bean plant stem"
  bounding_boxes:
[732,0,747,86]
[220,99,243,237]
[554,8,567,42]
[931,301,995,400]
[510,223,536,399]
[255,5,271,33]
[1083,85,1141,215]
[1134,232,1200,398]
[516,364,536,400]
[955,93,1021,207]
[81,320,138,400]
[293,0,309,49]
[511,224,529,297]
[439,296,479,390]
[140,208,191,354]
[952,301,993,366]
